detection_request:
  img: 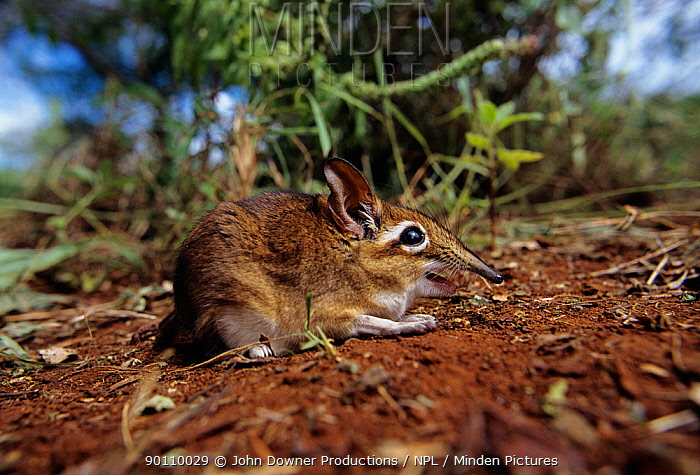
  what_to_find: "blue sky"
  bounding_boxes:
[0,29,103,168]
[0,58,44,167]
[606,0,700,96]
[0,35,48,168]
[1,0,699,169]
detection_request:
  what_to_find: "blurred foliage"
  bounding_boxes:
[462,89,544,247]
[0,170,27,199]
[517,79,700,206]
[0,0,698,297]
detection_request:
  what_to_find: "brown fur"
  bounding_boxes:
[159,158,502,356]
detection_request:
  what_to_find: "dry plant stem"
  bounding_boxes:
[3,308,79,322]
[668,270,690,290]
[121,402,134,451]
[376,385,406,421]
[682,236,700,260]
[615,205,640,231]
[549,210,700,235]
[382,97,411,200]
[288,134,313,190]
[488,157,498,250]
[170,333,309,372]
[409,158,431,190]
[265,157,286,189]
[230,110,261,198]
[590,239,688,277]
[86,310,158,320]
[671,333,688,373]
[118,387,237,471]
[361,153,375,190]
[4,308,158,324]
[534,181,700,214]
[646,254,669,286]
[647,409,699,434]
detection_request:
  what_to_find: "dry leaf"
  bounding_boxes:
[139,395,175,415]
[492,293,509,302]
[38,347,79,364]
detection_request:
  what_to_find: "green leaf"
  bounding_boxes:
[496,112,544,132]
[478,100,498,129]
[456,77,473,115]
[0,333,42,368]
[3,321,56,339]
[543,379,569,416]
[466,132,491,150]
[435,154,489,176]
[498,150,520,169]
[494,101,515,129]
[305,92,332,157]
[0,284,70,315]
[300,339,319,351]
[101,240,144,270]
[0,245,80,292]
[473,89,484,108]
[496,148,544,169]
[0,333,31,360]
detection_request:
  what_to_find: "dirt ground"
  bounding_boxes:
[1,218,699,474]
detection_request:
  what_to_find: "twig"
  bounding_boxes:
[121,402,134,451]
[615,205,640,231]
[4,308,158,323]
[554,212,699,235]
[667,270,690,290]
[376,385,407,421]
[170,334,302,372]
[646,254,669,286]
[534,182,700,214]
[4,309,81,322]
[90,310,159,320]
[647,409,698,434]
[0,391,39,398]
[671,334,687,374]
[681,236,700,260]
[589,240,688,277]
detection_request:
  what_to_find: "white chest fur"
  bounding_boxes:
[371,278,429,321]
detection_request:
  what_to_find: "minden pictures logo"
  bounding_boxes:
[247,2,453,88]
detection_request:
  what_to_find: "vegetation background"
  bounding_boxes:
[0,0,698,306]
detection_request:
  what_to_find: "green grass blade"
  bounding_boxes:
[319,83,384,121]
[385,102,431,156]
[305,92,332,157]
